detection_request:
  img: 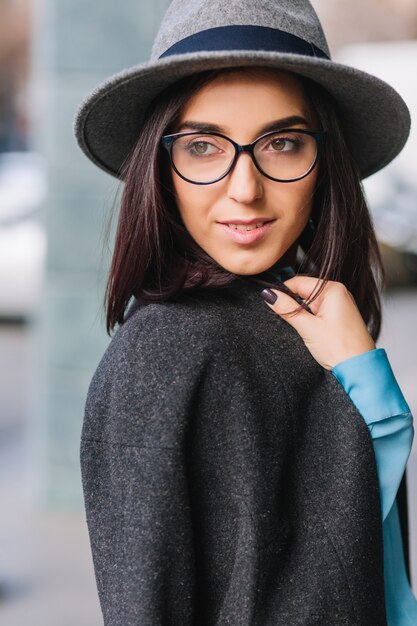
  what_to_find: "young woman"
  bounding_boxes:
[75,0,416,624]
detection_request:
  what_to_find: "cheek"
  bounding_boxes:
[276,180,315,214]
[172,178,213,232]
[275,176,317,239]
[290,174,317,218]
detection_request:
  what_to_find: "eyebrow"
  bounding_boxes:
[175,115,310,135]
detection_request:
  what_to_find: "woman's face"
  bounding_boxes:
[169,68,319,275]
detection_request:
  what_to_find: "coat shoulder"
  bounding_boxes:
[81,297,235,447]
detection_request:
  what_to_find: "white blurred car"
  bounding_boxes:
[0,151,47,320]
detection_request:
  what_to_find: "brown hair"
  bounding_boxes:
[104,66,385,339]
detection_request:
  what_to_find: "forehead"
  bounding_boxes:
[178,68,312,124]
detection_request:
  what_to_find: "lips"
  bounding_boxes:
[218,220,274,244]
[218,218,275,226]
[226,222,267,231]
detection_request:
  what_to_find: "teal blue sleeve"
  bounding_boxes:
[332,348,417,623]
[383,499,417,624]
[331,348,414,522]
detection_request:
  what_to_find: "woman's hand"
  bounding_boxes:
[261,276,376,370]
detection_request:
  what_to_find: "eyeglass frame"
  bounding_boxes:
[160,128,326,185]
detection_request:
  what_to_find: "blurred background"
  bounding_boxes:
[0,0,416,623]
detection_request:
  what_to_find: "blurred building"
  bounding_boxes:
[29,0,172,510]
[0,0,31,151]
[312,0,417,51]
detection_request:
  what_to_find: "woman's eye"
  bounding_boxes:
[268,137,298,152]
[270,139,288,151]
[187,141,218,156]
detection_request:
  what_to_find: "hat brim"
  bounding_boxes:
[73,50,410,180]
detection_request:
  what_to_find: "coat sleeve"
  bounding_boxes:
[79,307,201,626]
[80,438,196,626]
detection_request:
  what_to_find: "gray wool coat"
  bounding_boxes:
[80,275,387,626]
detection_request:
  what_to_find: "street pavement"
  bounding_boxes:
[0,287,416,625]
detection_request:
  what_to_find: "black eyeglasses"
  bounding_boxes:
[160,128,325,185]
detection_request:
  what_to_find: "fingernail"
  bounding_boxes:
[261,288,278,304]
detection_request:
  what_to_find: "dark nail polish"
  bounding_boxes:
[261,288,277,304]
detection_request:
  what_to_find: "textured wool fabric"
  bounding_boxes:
[73,0,410,181]
[80,276,387,625]
[150,0,331,59]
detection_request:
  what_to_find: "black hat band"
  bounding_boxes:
[159,25,330,60]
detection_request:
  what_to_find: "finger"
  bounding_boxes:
[278,275,326,314]
[282,275,325,296]
[261,287,318,336]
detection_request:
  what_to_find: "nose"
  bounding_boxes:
[226,151,263,203]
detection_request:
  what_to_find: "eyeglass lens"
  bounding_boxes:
[170,131,318,183]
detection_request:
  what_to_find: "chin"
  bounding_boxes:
[217,258,277,276]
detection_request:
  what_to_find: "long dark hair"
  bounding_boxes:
[105,65,385,339]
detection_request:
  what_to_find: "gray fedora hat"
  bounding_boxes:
[73,0,411,180]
